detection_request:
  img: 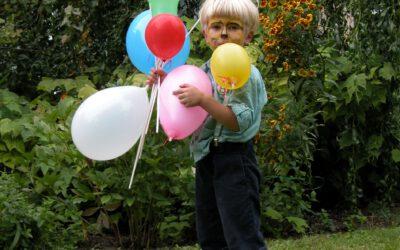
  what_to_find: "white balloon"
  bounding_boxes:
[71,86,149,161]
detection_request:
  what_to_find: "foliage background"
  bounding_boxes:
[1,0,399,248]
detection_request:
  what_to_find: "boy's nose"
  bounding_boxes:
[221,26,228,36]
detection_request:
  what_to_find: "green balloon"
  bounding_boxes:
[149,0,179,16]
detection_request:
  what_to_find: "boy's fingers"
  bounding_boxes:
[179,83,190,88]
[173,89,183,95]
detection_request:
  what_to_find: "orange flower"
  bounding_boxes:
[260,0,268,8]
[282,61,290,71]
[277,131,284,140]
[299,17,311,27]
[295,7,304,16]
[306,13,313,22]
[308,3,317,9]
[269,0,278,9]
[278,113,285,122]
[259,14,270,27]
[268,19,284,35]
[269,119,278,127]
[289,21,299,29]
[308,69,317,77]
[283,124,292,132]
[283,3,293,11]
[298,68,308,77]
[264,38,278,47]
[266,54,279,63]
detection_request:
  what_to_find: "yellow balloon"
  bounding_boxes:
[210,43,251,90]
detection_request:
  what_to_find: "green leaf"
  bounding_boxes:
[336,56,353,74]
[37,78,58,92]
[104,202,121,212]
[339,129,359,148]
[82,207,100,217]
[246,44,263,64]
[4,101,22,115]
[101,195,112,204]
[265,207,283,221]
[57,79,74,91]
[73,76,94,90]
[56,96,76,116]
[367,135,384,159]
[379,63,395,80]
[186,57,206,67]
[3,138,25,153]
[367,135,384,150]
[125,197,134,207]
[391,149,400,163]
[276,76,289,86]
[97,211,110,229]
[287,216,308,233]
[0,118,13,135]
[344,73,367,104]
[368,66,379,79]
[129,73,148,87]
[370,86,387,107]
[40,164,50,175]
[78,84,97,99]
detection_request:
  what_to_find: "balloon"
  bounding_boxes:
[126,10,191,74]
[71,86,149,161]
[159,65,212,140]
[210,43,251,90]
[148,0,179,16]
[145,14,186,61]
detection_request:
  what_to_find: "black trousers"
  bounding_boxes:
[195,140,267,250]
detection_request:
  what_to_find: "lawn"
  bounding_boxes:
[170,227,400,250]
[269,227,400,250]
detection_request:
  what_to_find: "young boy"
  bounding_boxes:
[147,0,267,248]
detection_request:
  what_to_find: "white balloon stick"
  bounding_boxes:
[186,18,201,38]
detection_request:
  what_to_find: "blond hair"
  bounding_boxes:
[199,0,260,34]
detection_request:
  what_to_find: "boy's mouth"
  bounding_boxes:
[214,40,229,47]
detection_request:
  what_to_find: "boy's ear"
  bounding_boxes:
[202,29,207,38]
[245,32,254,45]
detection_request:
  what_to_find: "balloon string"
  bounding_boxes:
[129,57,170,188]
[155,58,165,133]
[129,58,160,189]
[186,18,201,37]
[129,83,157,189]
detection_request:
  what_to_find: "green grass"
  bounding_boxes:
[169,227,400,250]
[269,227,400,250]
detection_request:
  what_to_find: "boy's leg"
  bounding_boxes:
[195,153,228,249]
[213,142,267,250]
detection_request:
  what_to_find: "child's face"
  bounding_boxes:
[203,16,252,50]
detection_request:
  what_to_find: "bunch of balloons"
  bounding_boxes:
[70,0,212,190]
[126,1,190,74]
[70,1,252,190]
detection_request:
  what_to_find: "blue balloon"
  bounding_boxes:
[126,10,191,74]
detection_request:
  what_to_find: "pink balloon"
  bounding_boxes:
[159,65,212,140]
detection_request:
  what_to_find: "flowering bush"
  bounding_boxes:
[259,0,318,77]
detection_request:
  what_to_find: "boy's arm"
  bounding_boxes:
[199,95,240,132]
[173,84,240,132]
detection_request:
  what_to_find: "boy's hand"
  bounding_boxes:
[173,84,205,107]
[146,68,167,87]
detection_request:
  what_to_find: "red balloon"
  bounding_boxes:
[145,14,186,61]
